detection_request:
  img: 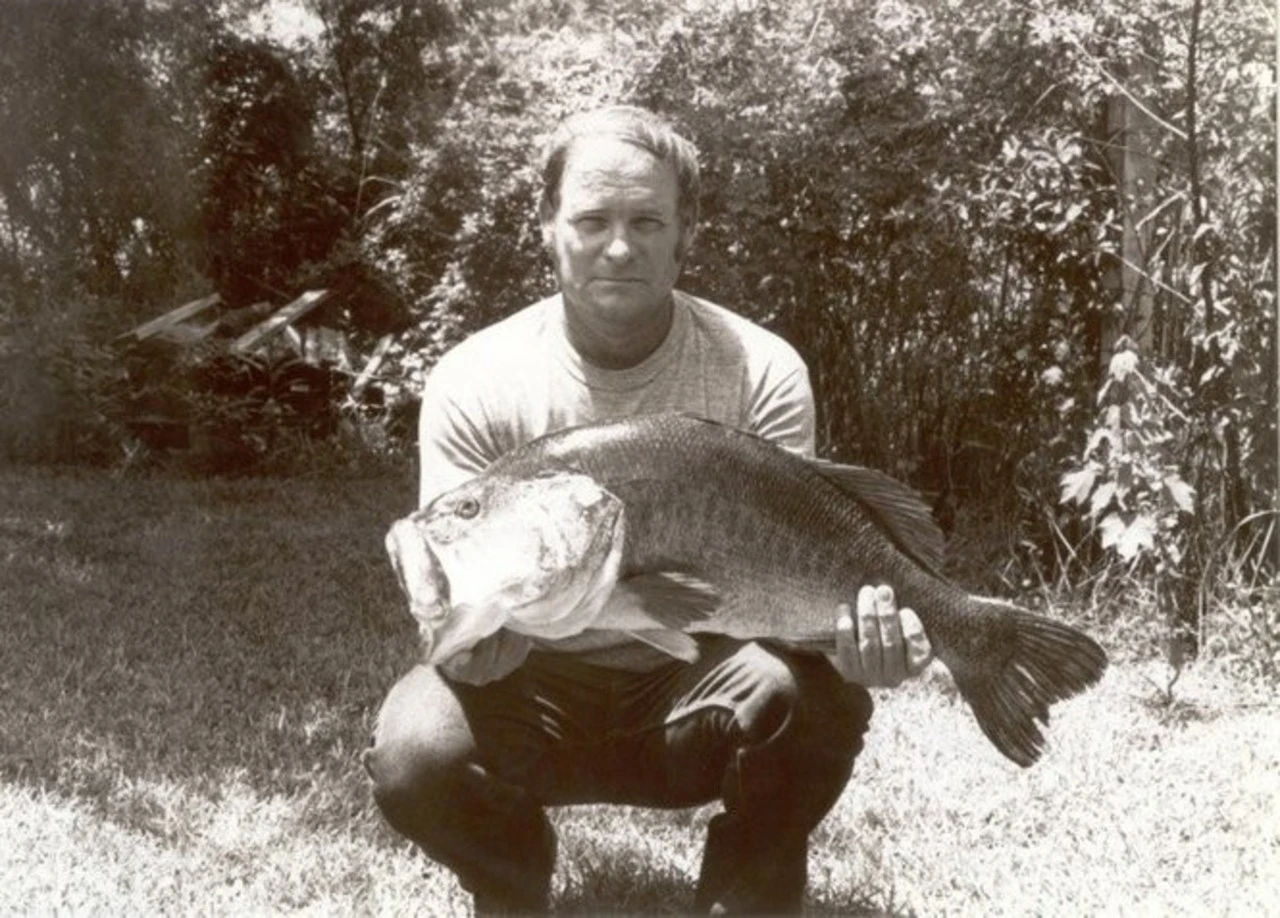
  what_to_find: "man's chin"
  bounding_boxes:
[591,282,648,301]
[580,284,666,316]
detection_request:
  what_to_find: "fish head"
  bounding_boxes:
[387,469,625,664]
[385,516,451,654]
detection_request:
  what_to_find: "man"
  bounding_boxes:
[365,105,933,914]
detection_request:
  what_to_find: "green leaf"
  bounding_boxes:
[1100,512,1156,561]
[1086,426,1114,456]
[1099,512,1126,550]
[1108,349,1139,381]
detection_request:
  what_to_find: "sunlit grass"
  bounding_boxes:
[2,465,1277,915]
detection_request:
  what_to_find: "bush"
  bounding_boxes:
[0,295,131,466]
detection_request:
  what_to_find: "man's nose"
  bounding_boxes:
[603,225,634,261]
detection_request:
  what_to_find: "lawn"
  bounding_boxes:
[2,465,1277,916]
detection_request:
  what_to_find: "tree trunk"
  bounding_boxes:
[1099,38,1159,368]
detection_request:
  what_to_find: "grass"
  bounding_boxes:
[2,464,1277,916]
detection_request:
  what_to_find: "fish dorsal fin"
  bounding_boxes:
[810,459,947,575]
[623,629,700,662]
[599,571,721,631]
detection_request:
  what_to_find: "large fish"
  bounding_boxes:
[386,413,1108,767]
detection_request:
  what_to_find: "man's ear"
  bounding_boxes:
[539,205,555,252]
[677,220,698,263]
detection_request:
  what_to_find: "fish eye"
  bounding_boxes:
[455,497,480,520]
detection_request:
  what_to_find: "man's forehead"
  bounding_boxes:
[559,137,678,206]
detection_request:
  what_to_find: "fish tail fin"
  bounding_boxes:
[951,598,1108,768]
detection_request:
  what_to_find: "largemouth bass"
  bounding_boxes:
[387,413,1108,766]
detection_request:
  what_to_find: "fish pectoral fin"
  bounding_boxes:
[624,629,700,662]
[608,571,721,629]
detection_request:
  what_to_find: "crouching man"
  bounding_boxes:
[365,105,932,914]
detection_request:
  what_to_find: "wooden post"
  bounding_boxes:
[1100,76,1159,365]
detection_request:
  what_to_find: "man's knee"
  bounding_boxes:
[725,642,874,809]
[732,642,873,759]
[364,664,473,831]
[364,666,556,910]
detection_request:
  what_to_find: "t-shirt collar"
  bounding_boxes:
[552,291,688,393]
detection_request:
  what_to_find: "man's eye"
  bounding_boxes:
[634,217,665,230]
[574,216,607,232]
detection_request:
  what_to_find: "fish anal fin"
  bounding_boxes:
[809,459,947,574]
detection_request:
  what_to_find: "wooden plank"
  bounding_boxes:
[123,293,221,341]
[283,325,304,357]
[351,334,394,397]
[230,290,329,355]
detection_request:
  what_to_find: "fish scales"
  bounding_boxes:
[493,417,929,632]
[481,414,1108,766]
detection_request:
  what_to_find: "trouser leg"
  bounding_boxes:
[362,664,556,912]
[364,639,873,915]
[676,641,873,914]
[520,639,872,914]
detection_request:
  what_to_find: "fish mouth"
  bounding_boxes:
[385,517,450,658]
[422,608,498,665]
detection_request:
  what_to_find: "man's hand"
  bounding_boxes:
[831,584,933,687]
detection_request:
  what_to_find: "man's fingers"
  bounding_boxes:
[873,584,905,687]
[856,585,883,682]
[900,606,933,675]
[834,603,858,678]
[836,586,930,687]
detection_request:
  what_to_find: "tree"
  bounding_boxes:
[0,0,201,310]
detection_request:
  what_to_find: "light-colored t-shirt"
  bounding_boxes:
[416,288,815,668]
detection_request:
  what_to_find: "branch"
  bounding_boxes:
[311,0,365,164]
[1185,0,1216,333]
[1058,29,1188,141]
[1114,253,1193,306]
[1134,191,1187,233]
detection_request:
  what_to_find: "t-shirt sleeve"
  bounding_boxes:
[747,351,817,459]
[417,354,504,508]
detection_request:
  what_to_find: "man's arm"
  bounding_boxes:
[418,365,500,509]
[747,365,816,457]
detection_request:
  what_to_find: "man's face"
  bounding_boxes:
[543,138,684,329]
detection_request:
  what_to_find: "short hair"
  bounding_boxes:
[538,105,701,240]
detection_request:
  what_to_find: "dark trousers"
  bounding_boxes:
[363,636,873,914]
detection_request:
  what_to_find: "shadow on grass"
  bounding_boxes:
[551,876,909,916]
[0,465,421,843]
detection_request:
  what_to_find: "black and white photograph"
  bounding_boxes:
[2,0,1276,914]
